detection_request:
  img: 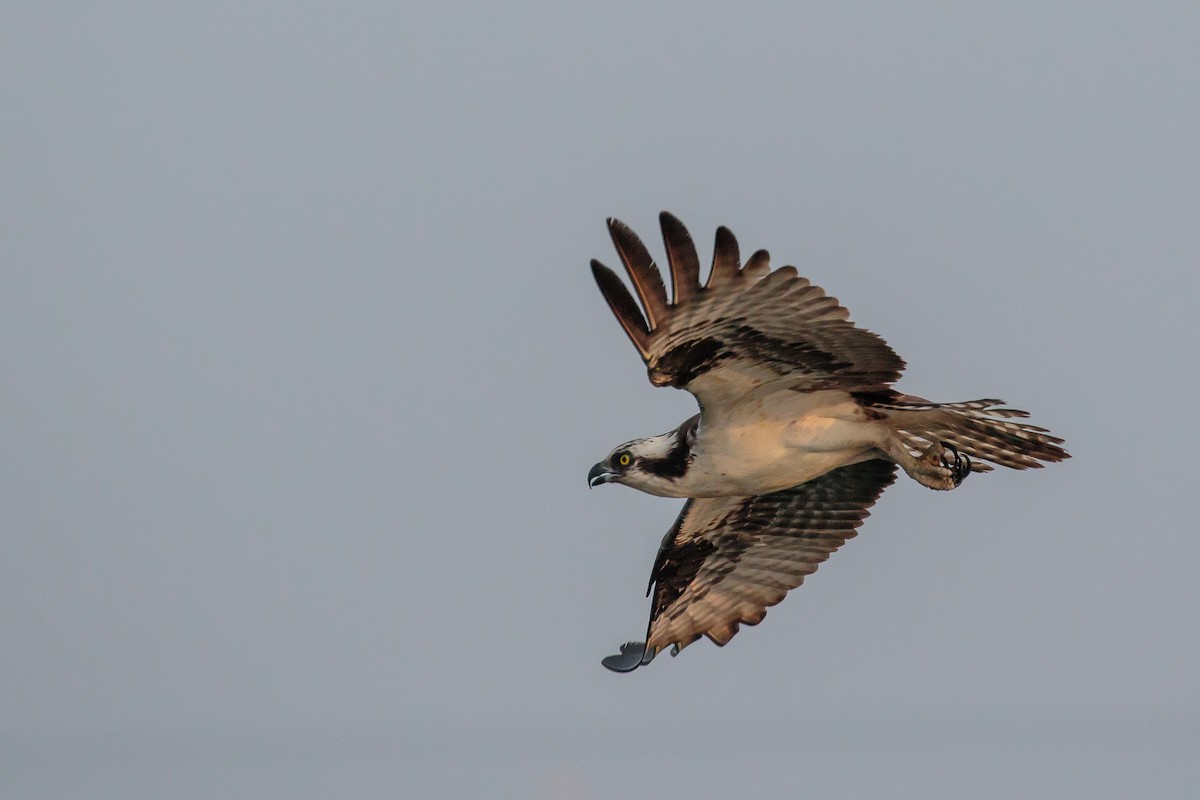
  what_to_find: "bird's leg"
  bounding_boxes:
[880,437,971,491]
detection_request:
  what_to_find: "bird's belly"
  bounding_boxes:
[687,414,882,496]
[692,450,872,496]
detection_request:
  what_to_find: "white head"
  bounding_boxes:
[587,416,699,497]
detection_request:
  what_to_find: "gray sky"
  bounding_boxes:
[3,3,1198,798]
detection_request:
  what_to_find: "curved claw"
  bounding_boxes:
[939,442,959,469]
[939,442,971,486]
[601,641,656,673]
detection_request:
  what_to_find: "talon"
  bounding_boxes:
[906,439,970,491]
[940,442,970,486]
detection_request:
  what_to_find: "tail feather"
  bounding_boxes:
[883,398,1069,472]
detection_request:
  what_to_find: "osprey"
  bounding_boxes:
[588,212,1069,673]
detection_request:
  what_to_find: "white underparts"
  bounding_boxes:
[624,390,888,498]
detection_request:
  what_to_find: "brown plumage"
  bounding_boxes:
[589,213,1070,672]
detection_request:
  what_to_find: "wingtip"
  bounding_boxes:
[743,248,771,279]
[707,225,741,288]
[589,258,622,293]
[606,216,630,235]
[604,215,670,330]
[601,641,655,673]
[657,211,701,305]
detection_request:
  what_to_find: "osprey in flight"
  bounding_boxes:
[588,212,1069,673]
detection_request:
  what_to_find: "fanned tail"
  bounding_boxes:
[874,396,1070,472]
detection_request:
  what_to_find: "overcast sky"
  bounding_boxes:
[3,3,1198,798]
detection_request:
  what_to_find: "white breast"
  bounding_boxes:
[681,390,887,496]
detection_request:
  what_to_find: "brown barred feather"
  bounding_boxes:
[878,397,1070,470]
[658,211,701,306]
[639,460,898,660]
[591,214,906,406]
[606,217,670,329]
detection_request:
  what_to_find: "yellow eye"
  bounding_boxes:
[616,452,632,468]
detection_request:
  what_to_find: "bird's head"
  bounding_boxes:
[588,426,692,497]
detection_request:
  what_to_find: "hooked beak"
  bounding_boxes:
[588,462,616,488]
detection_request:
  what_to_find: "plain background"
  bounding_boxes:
[3,3,1197,798]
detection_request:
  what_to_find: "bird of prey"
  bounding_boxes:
[587,212,1069,673]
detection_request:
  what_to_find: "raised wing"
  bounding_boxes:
[591,213,905,413]
[602,459,897,673]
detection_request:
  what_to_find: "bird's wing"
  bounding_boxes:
[602,459,897,673]
[591,213,905,415]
